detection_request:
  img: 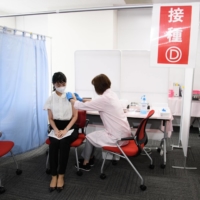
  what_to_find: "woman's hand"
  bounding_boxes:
[57,129,68,138]
[54,129,61,137]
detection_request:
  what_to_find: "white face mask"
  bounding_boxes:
[55,86,66,94]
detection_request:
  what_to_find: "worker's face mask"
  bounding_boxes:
[55,86,66,94]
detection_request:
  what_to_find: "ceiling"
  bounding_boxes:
[0,0,125,14]
[0,0,200,15]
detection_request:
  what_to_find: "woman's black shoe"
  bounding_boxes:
[49,187,56,192]
[57,184,65,193]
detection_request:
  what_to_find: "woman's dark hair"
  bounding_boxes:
[52,72,66,91]
[91,74,111,95]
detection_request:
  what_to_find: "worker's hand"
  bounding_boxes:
[66,92,73,101]
[74,93,83,102]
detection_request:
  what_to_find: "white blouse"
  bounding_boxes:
[44,92,72,120]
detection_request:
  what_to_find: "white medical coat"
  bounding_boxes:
[74,89,131,147]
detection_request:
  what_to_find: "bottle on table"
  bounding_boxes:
[140,95,147,114]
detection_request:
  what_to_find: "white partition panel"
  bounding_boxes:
[75,50,121,98]
[180,68,194,157]
[121,50,169,104]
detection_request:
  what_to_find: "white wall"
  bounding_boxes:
[0,13,15,28]
[1,8,199,94]
[118,8,152,50]
[48,11,117,91]
[117,8,200,91]
[15,15,48,36]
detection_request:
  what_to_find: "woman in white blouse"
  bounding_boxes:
[44,72,78,193]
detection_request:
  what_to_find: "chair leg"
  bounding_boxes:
[117,145,145,186]
[10,150,18,169]
[100,151,108,179]
[143,148,155,169]
[75,148,79,170]
[75,148,82,176]
[101,152,108,174]
[10,151,22,175]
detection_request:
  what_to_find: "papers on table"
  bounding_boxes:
[48,129,74,140]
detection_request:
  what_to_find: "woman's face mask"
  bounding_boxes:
[55,86,66,94]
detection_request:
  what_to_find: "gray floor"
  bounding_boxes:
[0,128,200,200]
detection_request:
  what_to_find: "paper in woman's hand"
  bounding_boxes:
[48,129,74,140]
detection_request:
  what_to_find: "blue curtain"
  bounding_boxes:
[0,32,49,155]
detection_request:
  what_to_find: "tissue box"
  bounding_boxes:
[159,108,170,117]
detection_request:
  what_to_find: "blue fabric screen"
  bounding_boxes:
[0,32,49,155]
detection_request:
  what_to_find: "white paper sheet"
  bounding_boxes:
[48,129,74,140]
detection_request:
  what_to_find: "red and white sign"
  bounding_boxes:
[150,3,199,68]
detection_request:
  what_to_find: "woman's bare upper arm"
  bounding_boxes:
[72,104,78,119]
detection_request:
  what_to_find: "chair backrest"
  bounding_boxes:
[76,110,87,128]
[134,110,155,149]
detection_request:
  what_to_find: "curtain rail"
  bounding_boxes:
[0,5,153,18]
[0,26,52,39]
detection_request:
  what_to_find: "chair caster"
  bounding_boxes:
[160,164,166,169]
[112,160,118,165]
[46,169,51,174]
[16,169,22,175]
[76,171,83,176]
[149,164,154,169]
[0,186,6,194]
[140,185,147,191]
[100,173,106,179]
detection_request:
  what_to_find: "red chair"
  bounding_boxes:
[100,110,155,191]
[45,110,89,176]
[0,133,22,194]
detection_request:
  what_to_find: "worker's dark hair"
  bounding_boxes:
[91,74,111,95]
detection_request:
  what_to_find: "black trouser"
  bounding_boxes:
[49,120,79,176]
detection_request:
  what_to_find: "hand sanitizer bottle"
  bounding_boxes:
[140,95,147,114]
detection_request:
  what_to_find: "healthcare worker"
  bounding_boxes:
[67,74,131,171]
[44,72,78,193]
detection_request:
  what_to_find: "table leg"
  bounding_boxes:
[160,120,167,169]
[197,118,200,136]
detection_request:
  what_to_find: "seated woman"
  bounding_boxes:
[68,74,131,171]
[44,72,78,192]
